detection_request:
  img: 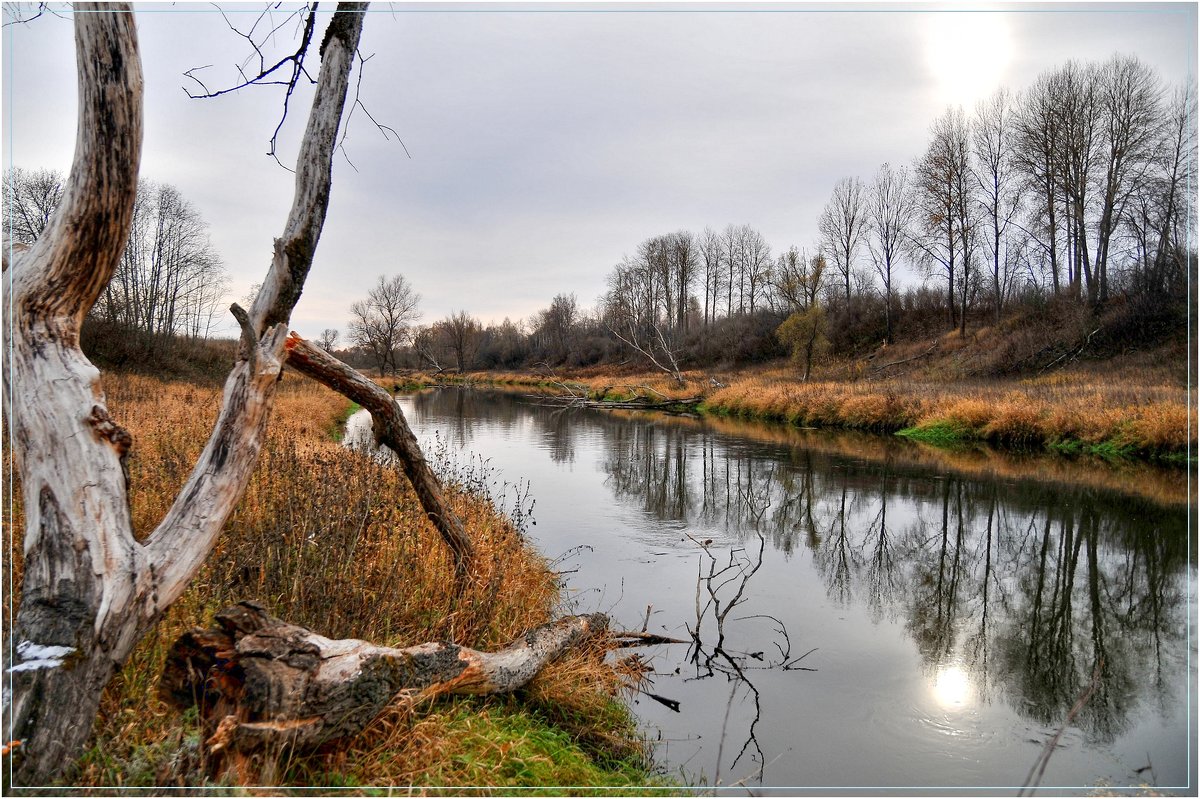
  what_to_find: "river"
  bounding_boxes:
[344,387,1195,794]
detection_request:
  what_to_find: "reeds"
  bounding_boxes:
[702,373,1191,459]
[4,372,649,789]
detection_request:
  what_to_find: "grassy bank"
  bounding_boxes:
[447,345,1192,463]
[703,370,1190,462]
[2,373,660,792]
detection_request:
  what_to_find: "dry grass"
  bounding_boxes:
[705,370,1191,459]
[3,372,650,790]
[447,360,1192,459]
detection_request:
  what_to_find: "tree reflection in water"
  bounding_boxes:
[405,388,1191,782]
[591,403,1189,745]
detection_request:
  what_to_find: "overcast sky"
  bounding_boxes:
[3,2,1195,339]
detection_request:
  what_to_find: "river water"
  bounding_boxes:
[344,387,1195,794]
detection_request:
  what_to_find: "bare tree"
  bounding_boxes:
[670,230,699,331]
[317,327,340,352]
[867,163,913,342]
[1054,61,1101,302]
[1094,55,1164,303]
[1137,85,1196,295]
[2,166,65,243]
[700,226,724,327]
[1013,71,1065,295]
[913,107,973,330]
[532,292,578,364]
[97,180,227,343]
[349,273,421,375]
[818,176,867,301]
[721,223,743,315]
[2,4,365,783]
[972,89,1024,323]
[439,309,482,373]
[742,226,772,314]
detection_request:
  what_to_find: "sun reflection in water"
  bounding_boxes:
[933,665,973,709]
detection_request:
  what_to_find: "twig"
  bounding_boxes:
[870,339,938,374]
[608,630,688,647]
[1018,660,1104,795]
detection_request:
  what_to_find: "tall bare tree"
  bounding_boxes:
[1054,61,1101,301]
[349,273,421,375]
[867,163,913,342]
[1013,72,1065,295]
[98,179,227,342]
[818,176,867,301]
[913,107,973,330]
[699,226,724,327]
[972,89,1024,323]
[1093,55,1164,303]
[741,226,772,314]
[1,4,365,783]
[317,327,340,352]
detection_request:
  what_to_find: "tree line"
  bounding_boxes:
[338,53,1193,378]
[4,167,229,354]
[9,52,1189,380]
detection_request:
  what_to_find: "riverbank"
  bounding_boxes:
[2,373,662,791]
[431,340,1193,464]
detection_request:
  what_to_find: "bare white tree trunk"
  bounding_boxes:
[3,4,366,785]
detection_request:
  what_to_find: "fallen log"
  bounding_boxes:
[869,339,939,375]
[160,601,608,767]
[529,394,704,413]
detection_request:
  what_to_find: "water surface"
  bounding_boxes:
[347,388,1195,794]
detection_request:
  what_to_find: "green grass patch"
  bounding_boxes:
[1159,450,1196,466]
[1047,436,1143,461]
[329,401,362,442]
[401,700,668,794]
[896,420,979,446]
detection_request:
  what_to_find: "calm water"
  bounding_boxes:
[346,388,1196,794]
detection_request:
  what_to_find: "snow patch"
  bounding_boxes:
[7,641,75,672]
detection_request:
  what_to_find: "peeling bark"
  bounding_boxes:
[3,5,368,784]
[160,602,607,771]
[283,334,475,578]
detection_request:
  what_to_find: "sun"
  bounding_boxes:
[923,12,1014,109]
[932,664,974,708]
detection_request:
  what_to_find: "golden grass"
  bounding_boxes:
[698,370,1190,459]
[4,372,647,789]
[444,361,1193,459]
[411,371,1192,506]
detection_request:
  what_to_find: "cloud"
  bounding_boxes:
[4,3,1194,336]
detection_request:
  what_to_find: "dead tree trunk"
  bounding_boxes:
[284,334,475,577]
[2,5,366,784]
[160,602,607,775]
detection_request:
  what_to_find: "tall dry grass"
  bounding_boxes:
[4,372,643,789]
[703,371,1192,457]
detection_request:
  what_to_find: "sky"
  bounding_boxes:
[2,1,1196,340]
